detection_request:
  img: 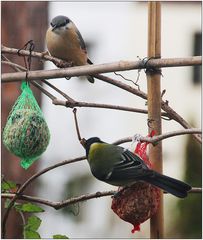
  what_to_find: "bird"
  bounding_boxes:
[46,15,94,83]
[83,137,192,198]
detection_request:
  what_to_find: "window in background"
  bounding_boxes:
[193,32,202,85]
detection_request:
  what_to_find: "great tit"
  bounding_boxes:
[84,137,191,198]
[46,15,94,83]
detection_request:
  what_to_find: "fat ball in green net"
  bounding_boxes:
[3,82,50,169]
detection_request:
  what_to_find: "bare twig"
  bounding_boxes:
[95,74,202,144]
[160,101,202,144]
[2,156,85,238]
[2,50,201,143]
[2,55,58,101]
[1,191,116,210]
[2,55,169,117]
[31,81,57,101]
[41,79,75,102]
[73,108,82,142]
[1,47,202,236]
[2,187,201,210]
[2,60,27,71]
[52,97,168,116]
[113,128,202,145]
[1,127,201,236]
[2,45,67,67]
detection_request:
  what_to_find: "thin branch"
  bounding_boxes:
[73,108,83,142]
[41,79,75,102]
[2,45,65,67]
[2,187,201,210]
[22,157,86,193]
[1,128,201,235]
[1,191,116,210]
[2,54,26,72]
[31,81,57,101]
[2,56,163,116]
[2,49,201,143]
[1,60,27,71]
[18,210,26,227]
[2,156,86,238]
[95,74,202,144]
[52,97,170,117]
[161,102,202,144]
[113,128,202,145]
[2,55,57,101]
[2,57,202,143]
[1,49,201,236]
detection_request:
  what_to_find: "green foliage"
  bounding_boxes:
[175,135,202,238]
[14,203,45,213]
[2,82,50,169]
[4,199,11,208]
[2,177,69,239]
[25,215,42,231]
[24,230,41,239]
[1,179,16,192]
[61,174,92,222]
[23,216,42,239]
[53,234,69,239]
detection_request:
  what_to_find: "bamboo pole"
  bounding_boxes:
[147,2,164,238]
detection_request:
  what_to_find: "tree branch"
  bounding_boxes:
[1,128,201,235]
[113,128,202,145]
[2,45,201,71]
[2,187,201,210]
[2,156,86,238]
[2,48,201,144]
[2,56,169,117]
[1,47,201,236]
[1,45,201,83]
[2,55,202,82]
[95,74,202,144]
[52,98,170,117]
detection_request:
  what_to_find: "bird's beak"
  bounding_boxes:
[80,138,86,148]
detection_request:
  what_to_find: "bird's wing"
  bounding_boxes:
[75,27,87,52]
[105,149,152,182]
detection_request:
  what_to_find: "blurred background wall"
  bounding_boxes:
[1,2,48,238]
[1,2,201,239]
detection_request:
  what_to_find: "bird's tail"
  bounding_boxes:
[87,58,94,83]
[146,171,191,198]
[87,76,94,83]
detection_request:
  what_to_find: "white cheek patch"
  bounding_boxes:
[66,21,74,29]
[53,26,66,34]
[53,21,73,34]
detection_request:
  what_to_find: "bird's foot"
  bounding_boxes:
[56,60,73,68]
[111,186,129,199]
[132,134,143,143]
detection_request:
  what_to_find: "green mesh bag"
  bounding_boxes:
[3,82,50,169]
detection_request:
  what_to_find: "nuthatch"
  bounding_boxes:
[46,15,94,83]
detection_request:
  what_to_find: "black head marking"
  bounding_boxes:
[50,15,70,30]
[84,137,104,156]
